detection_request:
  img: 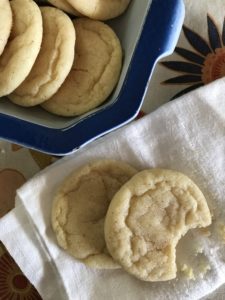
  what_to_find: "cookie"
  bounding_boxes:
[42,18,122,117]
[47,0,81,16]
[0,0,12,56]
[52,159,137,269]
[67,0,131,20]
[104,169,212,281]
[9,7,75,107]
[0,0,43,97]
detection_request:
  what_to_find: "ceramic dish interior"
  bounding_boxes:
[0,0,185,155]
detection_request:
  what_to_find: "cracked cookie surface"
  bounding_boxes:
[9,7,75,106]
[47,0,81,16]
[42,18,122,116]
[0,0,12,56]
[104,169,212,281]
[0,0,43,97]
[67,0,131,20]
[52,159,137,269]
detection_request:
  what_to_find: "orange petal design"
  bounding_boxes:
[0,169,26,218]
[29,149,57,169]
[135,110,146,120]
[0,250,42,299]
[202,48,225,84]
[11,144,23,152]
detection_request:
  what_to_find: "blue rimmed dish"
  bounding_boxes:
[0,0,185,155]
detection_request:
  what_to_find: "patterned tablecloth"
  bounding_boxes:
[1,0,225,299]
[0,144,57,299]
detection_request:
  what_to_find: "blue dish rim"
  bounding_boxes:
[0,0,185,155]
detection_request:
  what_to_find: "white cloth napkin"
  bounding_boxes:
[1,77,225,300]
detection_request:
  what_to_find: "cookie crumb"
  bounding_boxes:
[198,262,211,279]
[194,245,204,255]
[180,264,195,280]
[217,223,225,243]
[198,227,211,237]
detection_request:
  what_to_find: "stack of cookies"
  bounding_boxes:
[0,0,130,116]
[51,159,212,282]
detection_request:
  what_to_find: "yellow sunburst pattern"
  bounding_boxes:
[161,14,225,99]
[0,246,42,300]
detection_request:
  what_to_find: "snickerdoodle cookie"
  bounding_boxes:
[42,18,122,117]
[105,169,211,281]
[52,159,137,269]
[0,0,12,56]
[9,7,75,106]
[47,0,81,16]
[0,0,43,97]
[67,0,131,20]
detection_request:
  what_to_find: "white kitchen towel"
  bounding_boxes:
[2,77,225,300]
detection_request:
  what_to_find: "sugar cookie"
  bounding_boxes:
[67,0,130,20]
[47,0,81,16]
[0,0,12,56]
[105,169,212,281]
[0,0,43,97]
[42,18,122,117]
[9,7,75,106]
[52,159,137,269]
